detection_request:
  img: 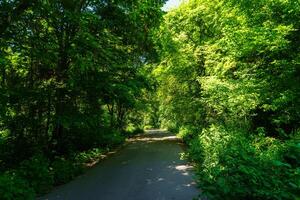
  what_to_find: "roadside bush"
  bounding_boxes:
[161,120,179,134]
[177,125,199,143]
[17,154,53,194]
[71,128,125,151]
[51,157,84,185]
[123,124,144,137]
[166,126,179,134]
[143,125,153,130]
[192,125,300,200]
[74,148,105,164]
[0,172,35,200]
[100,130,125,147]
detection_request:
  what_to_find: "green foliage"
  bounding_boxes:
[0,0,165,159]
[51,157,83,185]
[155,0,300,199]
[17,154,54,194]
[2,0,299,199]
[0,0,165,197]
[74,148,105,164]
[189,126,300,200]
[0,172,35,200]
[100,130,125,147]
[69,128,125,152]
[123,124,144,137]
[177,125,200,143]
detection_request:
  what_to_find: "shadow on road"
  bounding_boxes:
[41,129,200,200]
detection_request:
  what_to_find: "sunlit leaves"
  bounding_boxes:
[154,0,300,199]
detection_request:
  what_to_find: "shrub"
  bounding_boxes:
[123,124,144,137]
[190,125,300,200]
[0,172,35,200]
[100,130,125,147]
[74,148,105,164]
[143,125,153,130]
[17,154,54,194]
[70,127,125,151]
[51,157,83,185]
[177,125,199,143]
[167,126,179,134]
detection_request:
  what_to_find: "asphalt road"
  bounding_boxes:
[41,130,199,200]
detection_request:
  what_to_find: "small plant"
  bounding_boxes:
[0,172,35,200]
[74,148,105,164]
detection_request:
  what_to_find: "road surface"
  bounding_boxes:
[41,130,199,200]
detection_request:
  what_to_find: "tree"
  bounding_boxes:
[0,0,165,163]
[154,0,300,199]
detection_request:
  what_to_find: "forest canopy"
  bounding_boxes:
[0,0,165,198]
[154,0,300,199]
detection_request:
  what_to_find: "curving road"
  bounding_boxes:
[41,130,199,200]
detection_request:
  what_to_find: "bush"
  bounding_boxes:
[17,154,54,194]
[177,125,199,143]
[70,127,125,151]
[167,126,179,134]
[101,130,125,147]
[143,125,153,130]
[189,125,300,200]
[123,124,144,137]
[74,148,105,164]
[0,172,35,200]
[51,157,83,185]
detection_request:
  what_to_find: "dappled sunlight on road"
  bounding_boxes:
[41,130,200,200]
[127,135,180,142]
[127,129,181,142]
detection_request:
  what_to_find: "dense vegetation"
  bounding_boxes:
[0,0,165,198]
[1,0,300,199]
[154,0,300,199]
